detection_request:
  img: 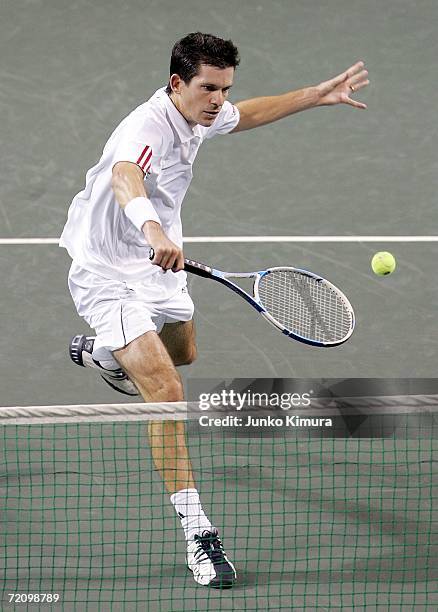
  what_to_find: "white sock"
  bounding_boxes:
[91,346,120,371]
[170,488,214,542]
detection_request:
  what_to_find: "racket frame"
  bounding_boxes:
[184,259,355,347]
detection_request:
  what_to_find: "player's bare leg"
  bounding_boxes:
[113,329,194,493]
[114,326,236,588]
[159,319,197,367]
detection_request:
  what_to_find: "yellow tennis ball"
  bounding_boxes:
[371,251,396,276]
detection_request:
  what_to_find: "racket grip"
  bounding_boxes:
[149,248,212,277]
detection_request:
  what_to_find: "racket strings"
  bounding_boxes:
[257,270,353,343]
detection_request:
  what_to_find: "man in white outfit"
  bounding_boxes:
[60,32,368,588]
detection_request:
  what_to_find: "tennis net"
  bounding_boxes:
[1,393,437,611]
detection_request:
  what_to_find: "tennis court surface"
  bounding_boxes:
[2,0,438,609]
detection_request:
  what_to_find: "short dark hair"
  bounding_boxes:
[165,32,240,94]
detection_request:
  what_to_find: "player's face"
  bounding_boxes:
[170,64,234,127]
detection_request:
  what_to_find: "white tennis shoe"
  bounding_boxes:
[187,529,236,588]
[69,335,139,396]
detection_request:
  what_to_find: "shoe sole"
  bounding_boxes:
[187,566,236,589]
[100,374,140,397]
[209,577,236,589]
[69,334,88,367]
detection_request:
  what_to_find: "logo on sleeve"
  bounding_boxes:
[137,145,153,174]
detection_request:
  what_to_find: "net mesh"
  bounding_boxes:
[1,399,437,611]
[256,270,353,343]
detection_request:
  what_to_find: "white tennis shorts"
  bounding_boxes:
[68,263,194,359]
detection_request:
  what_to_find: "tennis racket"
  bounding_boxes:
[149,249,355,347]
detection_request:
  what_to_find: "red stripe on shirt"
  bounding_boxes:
[136,145,150,165]
[141,150,152,171]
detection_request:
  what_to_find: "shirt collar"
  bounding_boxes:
[162,89,202,143]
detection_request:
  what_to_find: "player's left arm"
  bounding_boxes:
[230,61,369,133]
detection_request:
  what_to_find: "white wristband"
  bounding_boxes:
[124,197,161,231]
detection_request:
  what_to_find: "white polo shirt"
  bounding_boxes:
[60,87,240,299]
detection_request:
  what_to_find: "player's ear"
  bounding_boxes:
[169,74,183,94]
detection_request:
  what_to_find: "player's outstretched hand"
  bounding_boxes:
[316,61,369,109]
[143,221,184,272]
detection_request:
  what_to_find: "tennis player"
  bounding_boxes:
[60,32,368,588]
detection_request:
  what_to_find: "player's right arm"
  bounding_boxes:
[111,161,184,272]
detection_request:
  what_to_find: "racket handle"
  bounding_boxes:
[149,247,212,277]
[184,259,212,276]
